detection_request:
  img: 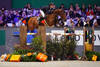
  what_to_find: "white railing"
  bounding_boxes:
[27,33,83,35]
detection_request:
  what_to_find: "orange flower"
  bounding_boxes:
[27,53,33,56]
[5,54,11,61]
[92,55,97,61]
[36,53,48,62]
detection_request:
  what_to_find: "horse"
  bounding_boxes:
[27,9,66,31]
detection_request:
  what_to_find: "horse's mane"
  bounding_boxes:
[53,9,65,15]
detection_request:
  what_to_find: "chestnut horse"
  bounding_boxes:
[28,9,66,31]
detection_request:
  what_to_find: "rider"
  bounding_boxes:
[47,3,56,14]
[41,3,56,14]
[59,4,65,10]
[39,3,56,25]
[39,9,46,25]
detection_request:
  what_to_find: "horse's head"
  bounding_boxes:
[45,9,66,27]
[53,9,66,21]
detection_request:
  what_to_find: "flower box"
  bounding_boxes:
[10,55,21,62]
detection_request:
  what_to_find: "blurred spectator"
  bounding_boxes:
[68,4,74,18]
[59,4,65,10]
[0,3,99,27]
[91,16,98,27]
[65,18,75,27]
[46,3,56,14]
[1,8,5,13]
[32,9,37,16]
[22,11,27,18]
[85,17,93,27]
[86,4,94,21]
[93,4,98,15]
[0,14,3,26]
[87,4,92,11]
[75,3,82,17]
[86,4,94,16]
[24,3,32,10]
[76,17,84,27]
[81,4,86,17]
[75,3,80,11]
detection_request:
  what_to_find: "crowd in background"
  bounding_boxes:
[0,3,100,27]
[62,3,100,27]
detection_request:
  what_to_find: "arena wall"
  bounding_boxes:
[12,0,100,8]
[0,0,100,9]
[0,27,100,56]
[0,0,12,9]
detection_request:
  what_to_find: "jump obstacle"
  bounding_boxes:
[20,25,94,58]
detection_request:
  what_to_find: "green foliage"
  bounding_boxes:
[63,37,76,56]
[12,36,45,62]
[86,51,100,61]
[54,41,63,58]
[21,54,37,62]
[30,36,44,53]
[13,36,44,55]
[60,36,77,60]
[13,35,77,61]
[46,36,77,60]
[13,49,36,62]
[46,40,56,56]
[13,49,34,55]
[46,37,64,58]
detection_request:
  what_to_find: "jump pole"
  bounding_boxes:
[38,25,46,54]
[20,25,27,46]
[83,26,94,59]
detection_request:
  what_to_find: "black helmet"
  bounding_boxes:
[49,2,54,6]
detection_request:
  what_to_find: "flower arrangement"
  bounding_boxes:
[46,36,77,60]
[86,51,100,61]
